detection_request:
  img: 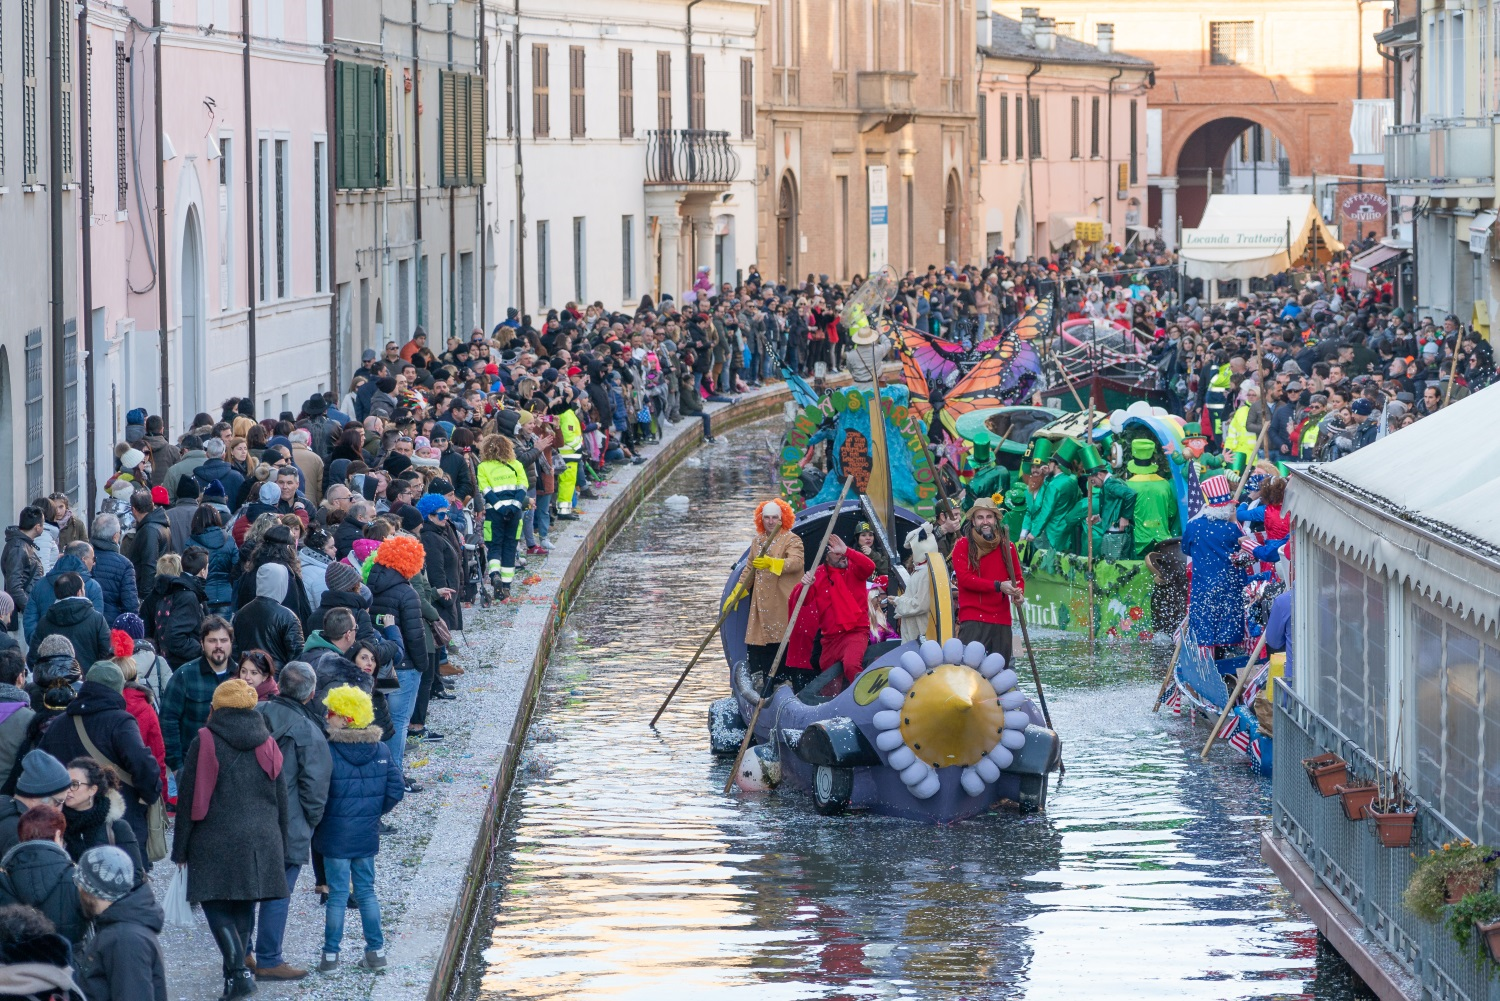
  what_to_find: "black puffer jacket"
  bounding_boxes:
[333,517,368,560]
[306,588,403,668]
[0,839,89,943]
[74,881,167,1001]
[128,509,172,599]
[366,564,425,672]
[418,522,462,631]
[1,527,42,626]
[91,538,141,622]
[27,598,111,669]
[231,596,304,668]
[153,574,206,668]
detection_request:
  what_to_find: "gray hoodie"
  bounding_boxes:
[256,562,290,604]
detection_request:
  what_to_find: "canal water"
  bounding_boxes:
[451,421,1369,1001]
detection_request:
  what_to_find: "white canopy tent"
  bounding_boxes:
[1285,384,1500,629]
[1179,195,1345,284]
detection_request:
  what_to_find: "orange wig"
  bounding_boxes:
[753,498,795,535]
[373,534,426,579]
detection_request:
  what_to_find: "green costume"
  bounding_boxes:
[963,434,1011,511]
[1002,484,1028,541]
[1021,468,1082,553]
[1123,438,1181,555]
[1070,474,1138,558]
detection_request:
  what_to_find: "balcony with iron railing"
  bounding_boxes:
[644,130,741,188]
[1270,686,1498,1000]
[1384,117,1496,197]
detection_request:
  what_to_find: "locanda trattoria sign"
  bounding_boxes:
[1180,229,1293,249]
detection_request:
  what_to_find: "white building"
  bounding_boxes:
[483,0,760,319]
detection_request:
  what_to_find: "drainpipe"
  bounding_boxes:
[153,0,171,427]
[48,0,67,485]
[79,0,97,513]
[448,5,456,339]
[1105,66,1123,247]
[1024,62,1040,258]
[242,0,258,406]
[513,0,525,315]
[412,0,423,332]
[325,0,338,389]
[478,2,488,329]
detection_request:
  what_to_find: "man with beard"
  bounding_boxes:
[159,616,235,770]
[950,499,1024,663]
[790,534,876,686]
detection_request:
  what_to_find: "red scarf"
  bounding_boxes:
[191,725,284,822]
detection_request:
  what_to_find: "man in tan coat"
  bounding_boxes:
[725,499,805,676]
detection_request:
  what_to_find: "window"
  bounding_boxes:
[978,93,988,161]
[999,95,1008,160]
[1013,95,1023,162]
[656,51,671,132]
[572,216,586,302]
[333,61,388,189]
[116,42,128,209]
[740,58,754,140]
[619,50,634,138]
[258,138,270,301]
[1310,546,1388,758]
[621,216,634,301]
[23,0,37,184]
[62,320,77,498]
[397,258,411,336]
[274,138,289,298]
[505,41,514,138]
[689,53,705,130]
[1129,99,1139,183]
[58,0,71,183]
[1090,96,1100,158]
[459,252,473,334]
[532,44,550,138]
[1027,96,1041,159]
[25,328,41,501]
[1070,96,1080,158]
[1209,21,1255,66]
[313,140,327,293]
[536,220,551,307]
[440,71,485,187]
[569,46,585,138]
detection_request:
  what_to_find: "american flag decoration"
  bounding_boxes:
[1227,728,1253,754]
[1218,712,1241,740]
[1183,457,1204,521]
[1165,686,1182,715]
[1199,474,1234,507]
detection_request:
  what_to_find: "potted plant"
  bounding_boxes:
[1446,890,1500,963]
[1303,752,1347,797]
[1335,779,1378,821]
[1404,843,1499,921]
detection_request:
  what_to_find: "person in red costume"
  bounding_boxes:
[790,534,876,685]
[950,498,1024,663]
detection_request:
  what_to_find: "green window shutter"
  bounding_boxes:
[335,62,357,188]
[357,65,378,188]
[375,67,389,187]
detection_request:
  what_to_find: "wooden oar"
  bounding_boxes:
[650,529,782,728]
[1151,613,1191,713]
[723,477,855,795]
[999,523,1060,776]
[1200,632,1269,761]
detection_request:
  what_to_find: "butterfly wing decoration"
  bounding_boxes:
[895,325,964,421]
[944,297,1052,418]
[781,364,821,409]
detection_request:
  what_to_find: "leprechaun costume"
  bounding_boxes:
[1123,438,1181,556]
[963,432,1010,511]
[1019,447,1082,554]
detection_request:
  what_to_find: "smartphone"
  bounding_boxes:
[377,614,396,628]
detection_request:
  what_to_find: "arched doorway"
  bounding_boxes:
[1172,116,1294,229]
[943,172,962,262]
[776,173,798,282]
[179,208,206,426]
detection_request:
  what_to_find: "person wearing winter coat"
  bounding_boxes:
[126,494,172,602]
[314,685,402,973]
[113,643,167,804]
[191,439,246,515]
[73,844,167,1001]
[171,679,289,999]
[163,479,204,553]
[158,617,234,771]
[22,548,105,643]
[27,575,110,670]
[252,662,331,980]
[37,662,160,853]
[231,564,305,670]
[333,502,373,560]
[365,536,427,768]
[0,805,89,944]
[189,506,238,616]
[0,652,35,785]
[57,759,143,880]
[418,505,462,633]
[152,550,209,670]
[0,750,74,859]
[2,508,46,633]
[88,516,140,623]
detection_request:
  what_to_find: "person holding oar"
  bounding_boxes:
[723,499,805,679]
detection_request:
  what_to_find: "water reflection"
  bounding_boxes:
[452,423,1353,1001]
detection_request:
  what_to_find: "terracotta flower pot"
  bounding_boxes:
[1335,781,1377,821]
[1478,919,1500,963]
[1303,753,1348,797]
[1447,871,1489,905]
[1369,804,1416,847]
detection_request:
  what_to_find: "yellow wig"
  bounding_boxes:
[753,498,795,535]
[324,684,375,729]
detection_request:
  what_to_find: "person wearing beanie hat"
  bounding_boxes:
[84,661,125,693]
[118,448,146,477]
[173,676,286,995]
[0,750,73,857]
[314,684,402,973]
[74,840,168,998]
[366,534,425,769]
[322,560,362,595]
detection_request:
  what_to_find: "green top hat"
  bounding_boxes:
[971,432,992,465]
[1230,452,1248,474]
[1028,437,1056,464]
[1053,437,1083,469]
[1126,437,1160,476]
[1019,458,1033,476]
[1182,422,1205,440]
[1078,442,1109,474]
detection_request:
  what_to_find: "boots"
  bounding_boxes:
[212,923,256,998]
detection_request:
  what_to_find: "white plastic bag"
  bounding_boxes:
[164,865,195,928]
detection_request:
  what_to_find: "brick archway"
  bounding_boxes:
[1164,107,1306,229]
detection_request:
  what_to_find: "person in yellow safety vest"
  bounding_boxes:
[1221,382,1263,467]
[552,400,584,520]
[1203,359,1238,441]
[477,433,529,599]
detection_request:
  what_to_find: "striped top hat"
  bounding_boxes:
[1201,474,1234,507]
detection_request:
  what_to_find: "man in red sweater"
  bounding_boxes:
[950,499,1024,663]
[790,534,876,684]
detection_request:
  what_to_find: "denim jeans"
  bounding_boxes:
[322,856,383,954]
[533,493,553,540]
[252,864,302,968]
[522,488,538,546]
[384,668,421,765]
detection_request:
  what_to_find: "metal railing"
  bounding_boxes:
[644,129,741,186]
[1385,118,1495,187]
[1273,686,1498,1000]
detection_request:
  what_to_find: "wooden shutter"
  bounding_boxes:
[440,70,457,186]
[689,53,704,130]
[376,67,389,186]
[356,64,378,187]
[618,50,633,138]
[468,74,486,186]
[569,46,585,138]
[740,58,753,140]
[533,44,549,138]
[656,51,671,133]
[335,62,355,188]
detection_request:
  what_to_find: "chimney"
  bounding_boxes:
[1096,23,1115,54]
[1035,17,1056,52]
[1020,7,1038,43]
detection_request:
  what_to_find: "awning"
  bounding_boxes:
[1179,195,1346,283]
[1048,214,1109,249]
[1347,241,1407,289]
[1470,210,1497,257]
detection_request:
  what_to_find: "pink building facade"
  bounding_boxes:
[82,0,332,486]
[976,10,1154,260]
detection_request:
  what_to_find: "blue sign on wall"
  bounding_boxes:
[870,206,889,226]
